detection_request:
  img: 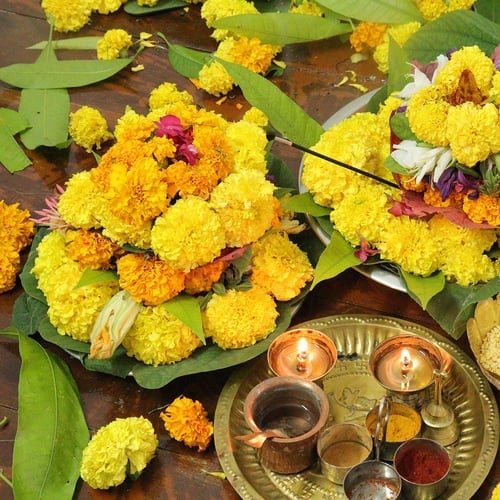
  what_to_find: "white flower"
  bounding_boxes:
[391,140,453,183]
[398,54,449,99]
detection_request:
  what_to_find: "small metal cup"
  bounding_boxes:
[394,438,451,499]
[243,376,329,474]
[317,423,373,484]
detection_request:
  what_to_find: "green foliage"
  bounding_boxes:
[400,269,445,309]
[211,13,352,45]
[75,269,118,288]
[162,295,205,344]
[166,41,211,79]
[0,108,31,173]
[0,330,89,500]
[28,37,102,50]
[314,0,424,23]
[284,192,332,217]
[404,10,500,64]
[218,59,324,147]
[124,0,187,15]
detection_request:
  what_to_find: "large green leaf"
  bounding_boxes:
[0,58,133,89]
[19,88,70,149]
[28,37,102,51]
[314,0,424,23]
[284,192,332,217]
[218,59,324,147]
[473,0,498,23]
[211,13,352,45]
[0,108,31,173]
[7,330,89,500]
[401,269,445,309]
[311,230,360,289]
[404,10,500,64]
[166,42,211,79]
[387,35,410,96]
[162,295,205,344]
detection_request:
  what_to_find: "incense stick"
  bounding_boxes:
[273,135,400,189]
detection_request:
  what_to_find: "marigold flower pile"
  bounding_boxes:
[0,201,35,294]
[31,82,313,366]
[301,45,500,288]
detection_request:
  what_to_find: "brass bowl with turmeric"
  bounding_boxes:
[365,401,421,461]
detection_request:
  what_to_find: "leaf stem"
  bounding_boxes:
[0,469,13,489]
[0,416,7,428]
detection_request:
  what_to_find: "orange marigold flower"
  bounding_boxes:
[423,187,464,209]
[350,21,388,53]
[117,253,185,305]
[160,396,214,452]
[165,159,220,200]
[398,175,427,192]
[463,193,500,226]
[65,229,121,270]
[184,260,227,295]
[193,125,234,180]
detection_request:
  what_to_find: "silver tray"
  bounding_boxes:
[214,315,499,499]
[297,90,407,293]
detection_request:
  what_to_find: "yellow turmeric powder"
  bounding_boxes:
[368,413,420,442]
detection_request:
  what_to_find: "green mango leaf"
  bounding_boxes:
[389,112,417,141]
[472,0,498,23]
[19,88,70,149]
[365,85,388,113]
[166,42,211,79]
[83,346,137,378]
[0,58,134,89]
[28,37,102,51]
[10,331,89,500]
[384,155,410,175]
[0,108,31,173]
[387,35,410,96]
[404,10,500,64]
[162,294,205,344]
[284,192,332,217]
[75,268,118,288]
[218,59,324,147]
[19,227,49,303]
[211,13,352,45]
[401,269,445,309]
[124,0,187,15]
[131,301,293,389]
[254,0,291,12]
[314,0,424,23]
[266,152,297,190]
[12,294,48,336]
[38,316,90,354]
[311,230,360,289]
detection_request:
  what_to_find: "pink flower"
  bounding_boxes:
[156,115,198,165]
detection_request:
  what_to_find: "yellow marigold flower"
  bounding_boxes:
[122,305,202,365]
[225,120,268,173]
[331,181,395,247]
[414,0,447,20]
[301,112,391,208]
[373,22,421,73]
[33,232,120,341]
[250,231,314,301]
[463,193,500,226]
[93,0,126,15]
[198,61,236,97]
[114,107,156,143]
[377,95,404,125]
[216,36,281,75]
[165,159,219,200]
[107,156,169,226]
[184,260,227,295]
[289,0,324,15]
[378,216,440,277]
[149,82,193,112]
[151,196,226,272]
[243,107,268,127]
[69,106,113,152]
[0,247,20,295]
[434,46,495,96]
[41,0,92,32]
[99,208,153,248]
[209,170,276,247]
[138,0,158,5]
[160,396,214,452]
[203,286,278,349]
[0,200,34,252]
[65,229,120,270]
[429,214,496,286]
[117,253,185,305]
[446,101,499,167]
[201,0,258,41]
[80,416,158,490]
[349,22,388,53]
[149,135,177,164]
[97,29,133,60]
[407,86,450,147]
[492,482,500,500]
[490,72,500,106]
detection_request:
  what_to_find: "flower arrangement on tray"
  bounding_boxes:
[16,81,315,389]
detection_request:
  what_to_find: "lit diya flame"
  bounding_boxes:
[296,337,310,372]
[400,348,414,389]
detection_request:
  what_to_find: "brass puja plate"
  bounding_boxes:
[214,315,499,499]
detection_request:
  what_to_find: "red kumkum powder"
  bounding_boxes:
[396,445,450,484]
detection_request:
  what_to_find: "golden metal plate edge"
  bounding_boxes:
[214,314,499,500]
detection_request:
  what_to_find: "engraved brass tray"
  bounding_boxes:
[214,315,499,499]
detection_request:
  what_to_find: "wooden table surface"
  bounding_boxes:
[0,2,498,498]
